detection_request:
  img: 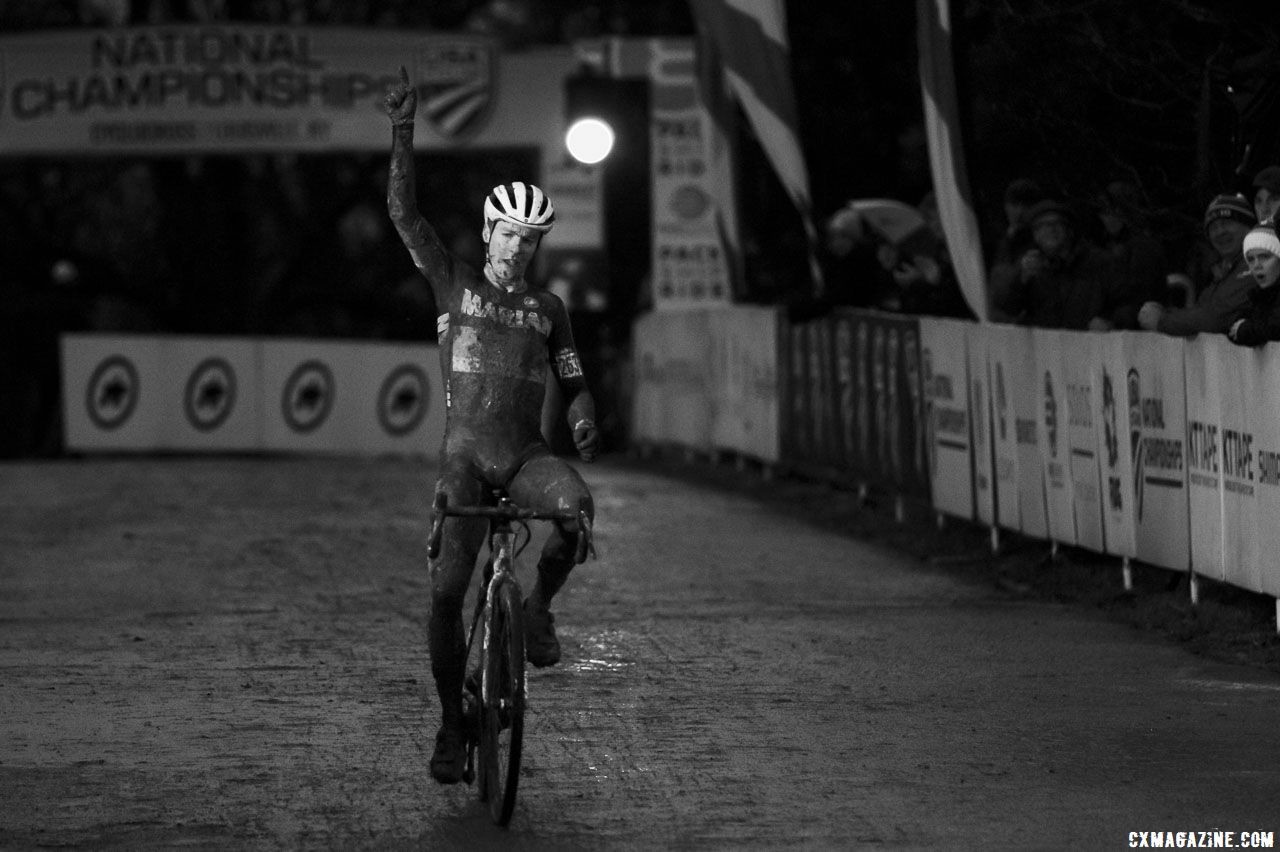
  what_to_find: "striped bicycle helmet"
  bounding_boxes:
[483,182,555,233]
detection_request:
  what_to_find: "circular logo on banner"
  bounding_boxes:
[86,355,139,431]
[184,357,236,433]
[282,360,334,434]
[377,364,430,437]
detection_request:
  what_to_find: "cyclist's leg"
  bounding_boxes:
[507,452,593,667]
[508,451,594,603]
[429,458,487,780]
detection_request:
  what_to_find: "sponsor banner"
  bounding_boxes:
[0,27,575,154]
[831,312,860,474]
[920,317,973,520]
[262,340,355,453]
[62,334,441,455]
[1123,332,1190,571]
[1252,351,1280,597]
[1007,326,1047,539]
[967,324,996,526]
[650,103,733,309]
[984,324,1022,532]
[1097,333,1137,559]
[352,344,444,456]
[1184,335,1225,578]
[1034,329,1076,545]
[1062,332,1105,553]
[808,318,837,470]
[1217,342,1262,591]
[708,306,780,462]
[848,310,928,496]
[161,336,262,451]
[631,309,713,449]
[62,334,164,451]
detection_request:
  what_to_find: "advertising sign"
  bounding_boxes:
[0,27,573,154]
[1034,329,1076,545]
[1062,331,1104,553]
[920,317,973,520]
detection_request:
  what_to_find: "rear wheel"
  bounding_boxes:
[478,573,525,826]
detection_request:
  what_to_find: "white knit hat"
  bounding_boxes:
[1243,223,1280,257]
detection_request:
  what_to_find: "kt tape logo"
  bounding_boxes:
[282,360,334,434]
[377,364,429,437]
[184,358,236,433]
[86,355,139,431]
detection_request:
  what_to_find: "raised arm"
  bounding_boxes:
[384,66,450,283]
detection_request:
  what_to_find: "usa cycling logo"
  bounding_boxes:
[184,357,235,433]
[86,355,139,431]
[377,364,429,437]
[282,360,334,434]
[417,38,495,142]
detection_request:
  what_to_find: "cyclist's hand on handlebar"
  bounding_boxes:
[384,65,417,125]
[573,419,600,463]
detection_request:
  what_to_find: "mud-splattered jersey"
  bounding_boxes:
[413,246,585,469]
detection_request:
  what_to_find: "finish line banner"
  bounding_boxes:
[0,26,573,153]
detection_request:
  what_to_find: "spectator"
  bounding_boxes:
[990,199,1131,329]
[1251,165,1280,225]
[884,191,972,318]
[819,204,893,309]
[1138,193,1256,336]
[987,177,1045,318]
[1095,180,1169,327]
[1227,222,1280,346]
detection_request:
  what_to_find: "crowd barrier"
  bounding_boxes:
[61,334,445,456]
[632,307,1280,614]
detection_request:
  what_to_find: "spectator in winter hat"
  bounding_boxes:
[1251,165,1280,225]
[1139,193,1256,335]
[991,198,1134,329]
[1228,222,1280,346]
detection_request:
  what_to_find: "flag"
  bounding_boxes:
[918,0,989,320]
[691,0,824,295]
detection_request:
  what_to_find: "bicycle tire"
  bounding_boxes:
[478,574,526,826]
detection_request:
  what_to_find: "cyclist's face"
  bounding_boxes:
[486,220,541,282]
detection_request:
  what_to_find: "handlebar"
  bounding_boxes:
[427,493,595,563]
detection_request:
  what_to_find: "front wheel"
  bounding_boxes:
[478,574,526,826]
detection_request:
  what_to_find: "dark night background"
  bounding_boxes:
[2,0,1279,455]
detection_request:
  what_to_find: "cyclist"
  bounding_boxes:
[383,67,600,785]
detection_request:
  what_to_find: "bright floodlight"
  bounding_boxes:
[565,117,615,165]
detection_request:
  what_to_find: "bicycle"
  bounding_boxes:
[427,489,594,826]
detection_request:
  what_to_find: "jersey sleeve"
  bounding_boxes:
[544,294,588,393]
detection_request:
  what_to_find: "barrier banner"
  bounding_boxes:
[985,324,1023,531]
[1121,332,1190,570]
[1252,350,1280,597]
[920,317,973,520]
[1184,335,1225,578]
[708,306,781,462]
[1216,341,1262,591]
[631,309,713,449]
[808,318,838,470]
[1034,329,1076,545]
[1062,332,1105,553]
[62,334,165,451]
[162,336,262,450]
[350,344,445,456]
[831,312,860,474]
[63,334,442,455]
[780,319,808,462]
[1096,333,1137,558]
[967,323,996,526]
